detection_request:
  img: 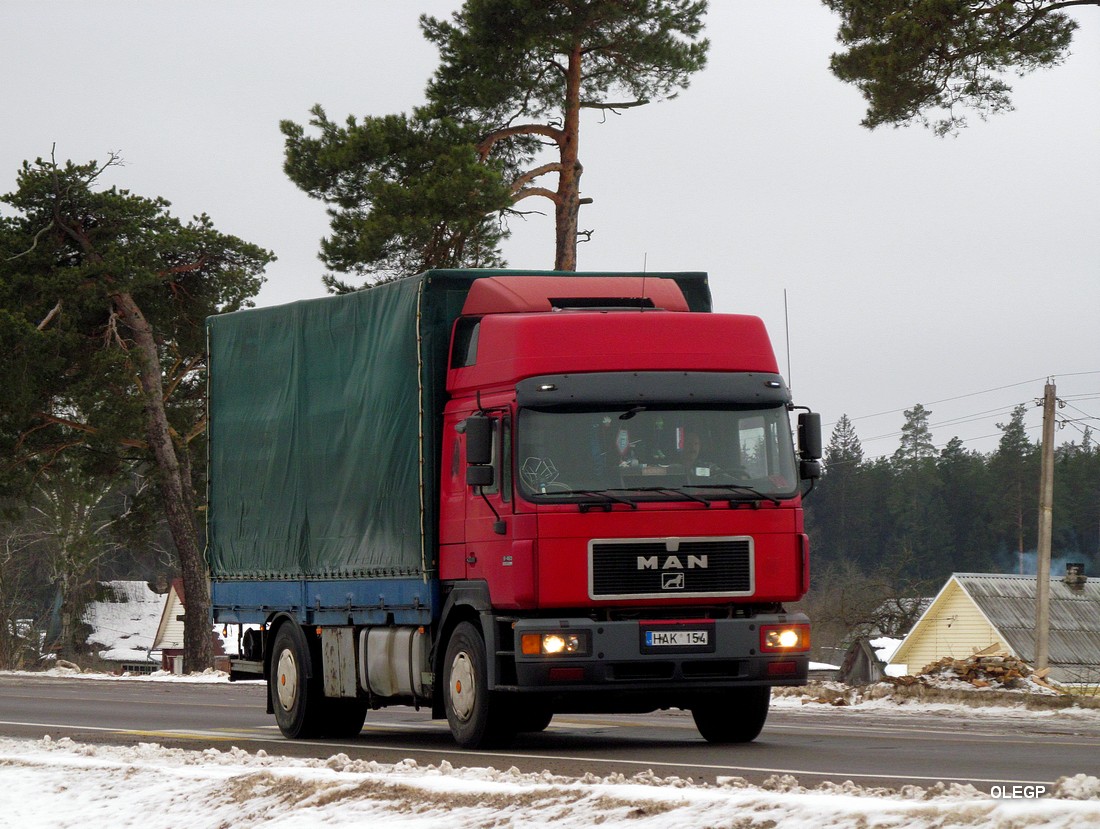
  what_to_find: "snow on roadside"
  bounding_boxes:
[770,684,1100,721]
[3,666,242,683]
[1,735,1098,829]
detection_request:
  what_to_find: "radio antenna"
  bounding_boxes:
[641,252,648,312]
[784,289,793,392]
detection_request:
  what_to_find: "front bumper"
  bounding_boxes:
[509,613,809,694]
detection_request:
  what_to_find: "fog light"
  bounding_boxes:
[760,624,810,652]
[770,629,800,648]
[520,631,590,656]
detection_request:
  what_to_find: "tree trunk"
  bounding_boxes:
[56,573,78,662]
[553,44,584,272]
[111,291,212,672]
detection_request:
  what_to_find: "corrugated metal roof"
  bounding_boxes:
[955,573,1100,681]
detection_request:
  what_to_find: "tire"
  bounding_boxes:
[270,623,324,739]
[691,686,770,743]
[443,621,516,748]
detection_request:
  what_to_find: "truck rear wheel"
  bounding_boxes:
[270,623,323,739]
[443,621,515,748]
[691,686,770,743]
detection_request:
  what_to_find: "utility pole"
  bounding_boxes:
[1035,379,1057,671]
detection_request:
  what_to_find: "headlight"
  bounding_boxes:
[760,624,810,652]
[520,631,590,656]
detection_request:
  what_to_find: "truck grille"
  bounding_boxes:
[589,537,753,599]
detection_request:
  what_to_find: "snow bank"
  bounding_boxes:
[1,736,1097,829]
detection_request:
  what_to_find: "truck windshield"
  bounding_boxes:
[516,406,799,502]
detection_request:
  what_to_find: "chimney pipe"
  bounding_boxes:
[1064,562,1087,589]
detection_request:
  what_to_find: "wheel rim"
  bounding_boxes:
[275,648,298,713]
[448,651,476,722]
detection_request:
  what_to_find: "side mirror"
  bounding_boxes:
[800,459,822,482]
[797,412,822,461]
[463,415,493,466]
[466,465,495,487]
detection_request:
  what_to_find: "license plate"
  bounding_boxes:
[645,630,709,647]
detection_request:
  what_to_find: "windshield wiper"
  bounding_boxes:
[606,486,712,507]
[549,489,638,510]
[684,484,783,506]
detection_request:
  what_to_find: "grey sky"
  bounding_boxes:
[2,2,1098,458]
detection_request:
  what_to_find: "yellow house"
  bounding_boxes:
[888,571,1100,684]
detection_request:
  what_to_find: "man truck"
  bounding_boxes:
[206,269,820,747]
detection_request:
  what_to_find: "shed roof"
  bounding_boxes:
[82,581,163,663]
[955,573,1100,671]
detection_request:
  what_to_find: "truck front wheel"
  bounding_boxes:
[691,686,770,743]
[443,621,515,748]
[270,623,323,739]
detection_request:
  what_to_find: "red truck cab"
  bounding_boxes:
[434,275,816,745]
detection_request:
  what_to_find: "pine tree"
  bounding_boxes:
[807,414,872,570]
[823,0,1086,135]
[283,1,709,284]
[421,0,709,270]
[281,111,512,288]
[0,153,273,670]
[893,404,936,464]
[825,414,864,472]
[937,436,995,571]
[990,404,1037,573]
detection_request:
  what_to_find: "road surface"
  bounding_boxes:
[0,674,1095,791]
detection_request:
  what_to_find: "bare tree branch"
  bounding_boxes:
[509,162,563,194]
[579,99,650,110]
[477,123,564,159]
[512,186,559,203]
[27,412,147,450]
[36,300,63,331]
[5,221,56,262]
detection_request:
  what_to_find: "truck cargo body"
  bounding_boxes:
[207,270,818,746]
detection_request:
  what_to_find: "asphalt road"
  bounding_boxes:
[1,674,1096,791]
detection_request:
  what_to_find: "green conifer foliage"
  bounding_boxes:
[824,0,1084,135]
[0,154,273,670]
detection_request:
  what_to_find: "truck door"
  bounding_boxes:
[462,411,518,601]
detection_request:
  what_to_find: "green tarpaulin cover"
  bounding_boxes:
[206,270,710,582]
[207,275,445,580]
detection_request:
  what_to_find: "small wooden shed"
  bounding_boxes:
[888,571,1100,684]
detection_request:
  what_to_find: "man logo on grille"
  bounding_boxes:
[636,555,708,570]
[662,572,685,590]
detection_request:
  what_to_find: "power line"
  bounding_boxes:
[822,373,1100,458]
[1063,401,1099,422]
[860,403,1032,445]
[844,377,1048,424]
[837,372,1100,427]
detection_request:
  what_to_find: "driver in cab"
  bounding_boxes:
[681,432,720,481]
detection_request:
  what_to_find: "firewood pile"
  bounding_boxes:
[911,645,1064,693]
